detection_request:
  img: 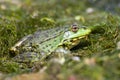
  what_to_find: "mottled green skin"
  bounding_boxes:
[11,25,91,63]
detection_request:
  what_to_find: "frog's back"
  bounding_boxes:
[25,26,69,52]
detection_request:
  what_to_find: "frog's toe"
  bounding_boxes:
[50,57,65,65]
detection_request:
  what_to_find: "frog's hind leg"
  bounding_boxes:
[10,34,33,55]
[12,52,41,64]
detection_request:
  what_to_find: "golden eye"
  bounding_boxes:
[71,23,79,32]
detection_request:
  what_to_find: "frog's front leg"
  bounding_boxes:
[50,47,70,64]
[50,47,80,64]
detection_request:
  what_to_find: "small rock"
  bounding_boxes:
[72,56,80,61]
[116,41,120,50]
[86,7,95,14]
[84,58,96,66]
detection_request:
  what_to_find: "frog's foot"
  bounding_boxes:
[12,52,41,63]
[50,47,80,64]
[49,47,69,64]
[50,57,65,65]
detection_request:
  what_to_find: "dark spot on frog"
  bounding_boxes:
[29,42,33,46]
[46,45,48,47]
[70,39,73,42]
[42,47,45,49]
[48,44,51,46]
[51,46,53,49]
[56,28,60,32]
[47,49,50,52]
[54,39,57,42]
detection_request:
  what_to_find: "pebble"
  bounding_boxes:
[116,41,120,50]
[86,7,94,14]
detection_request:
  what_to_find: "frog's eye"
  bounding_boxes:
[71,23,79,32]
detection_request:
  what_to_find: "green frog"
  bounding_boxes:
[10,23,96,64]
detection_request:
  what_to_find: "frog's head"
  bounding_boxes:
[61,23,91,49]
